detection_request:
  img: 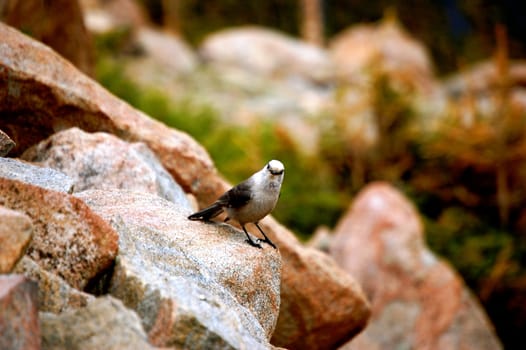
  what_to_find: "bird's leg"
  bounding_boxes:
[242,225,262,248]
[254,223,277,249]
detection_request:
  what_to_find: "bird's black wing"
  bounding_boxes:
[217,180,252,209]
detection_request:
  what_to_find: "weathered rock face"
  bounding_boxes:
[330,182,502,350]
[77,189,280,348]
[40,296,158,350]
[0,0,94,76]
[0,275,40,350]
[0,177,118,290]
[22,127,191,207]
[14,256,94,314]
[0,205,32,273]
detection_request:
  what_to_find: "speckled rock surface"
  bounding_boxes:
[0,177,118,289]
[0,157,74,193]
[22,127,191,207]
[40,296,159,350]
[77,189,281,349]
[14,256,94,314]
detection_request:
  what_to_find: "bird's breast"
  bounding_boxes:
[225,180,281,224]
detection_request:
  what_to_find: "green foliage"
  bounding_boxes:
[319,71,418,191]
[96,55,218,138]
[424,207,515,283]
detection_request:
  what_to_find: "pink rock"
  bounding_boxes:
[330,182,502,350]
[270,219,371,349]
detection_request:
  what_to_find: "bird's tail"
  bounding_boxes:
[188,203,223,221]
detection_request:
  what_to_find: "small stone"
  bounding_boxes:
[0,129,15,156]
[0,206,32,273]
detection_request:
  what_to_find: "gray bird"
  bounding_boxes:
[188,160,284,248]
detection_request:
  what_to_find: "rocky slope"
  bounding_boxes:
[0,21,370,349]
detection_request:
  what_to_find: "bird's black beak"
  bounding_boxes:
[270,169,284,175]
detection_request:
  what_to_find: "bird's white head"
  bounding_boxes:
[266,160,284,176]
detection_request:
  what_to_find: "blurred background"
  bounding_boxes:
[3,0,525,348]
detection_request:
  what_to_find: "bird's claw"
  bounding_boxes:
[260,238,277,249]
[246,238,263,249]
[253,238,277,249]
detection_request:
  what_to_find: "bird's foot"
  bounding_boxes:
[246,238,263,249]
[253,222,277,249]
[260,237,277,249]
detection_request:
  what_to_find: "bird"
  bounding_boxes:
[188,160,284,249]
